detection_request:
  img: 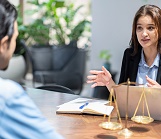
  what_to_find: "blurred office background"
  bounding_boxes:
[3,0,161,98]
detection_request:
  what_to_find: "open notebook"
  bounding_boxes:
[114,85,161,121]
[56,98,114,116]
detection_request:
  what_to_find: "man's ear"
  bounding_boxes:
[0,36,9,53]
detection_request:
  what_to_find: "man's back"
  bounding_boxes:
[0,78,63,139]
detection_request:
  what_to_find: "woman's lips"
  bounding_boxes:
[141,39,150,43]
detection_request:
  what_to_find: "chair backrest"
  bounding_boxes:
[20,40,53,72]
[36,84,75,94]
[20,40,53,85]
[20,40,86,94]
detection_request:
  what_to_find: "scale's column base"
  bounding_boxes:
[99,122,122,130]
[118,128,133,137]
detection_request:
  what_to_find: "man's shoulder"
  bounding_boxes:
[0,78,24,99]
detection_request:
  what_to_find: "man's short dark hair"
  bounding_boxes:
[0,0,17,43]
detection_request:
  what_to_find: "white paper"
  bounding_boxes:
[56,98,113,115]
[57,98,109,107]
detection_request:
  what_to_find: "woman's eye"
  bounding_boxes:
[148,26,155,31]
[136,26,142,31]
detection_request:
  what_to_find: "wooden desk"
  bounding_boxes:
[27,87,161,139]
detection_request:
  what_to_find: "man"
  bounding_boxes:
[0,0,63,138]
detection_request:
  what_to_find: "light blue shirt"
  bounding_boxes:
[0,78,64,139]
[136,50,160,86]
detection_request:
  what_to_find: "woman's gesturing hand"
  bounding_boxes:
[86,66,112,88]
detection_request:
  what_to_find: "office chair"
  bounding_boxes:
[20,40,53,87]
[36,84,75,94]
[21,40,86,95]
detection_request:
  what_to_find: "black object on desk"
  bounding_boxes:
[92,72,117,100]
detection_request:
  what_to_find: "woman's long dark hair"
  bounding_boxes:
[129,5,161,55]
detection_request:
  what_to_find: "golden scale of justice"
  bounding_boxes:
[99,78,154,137]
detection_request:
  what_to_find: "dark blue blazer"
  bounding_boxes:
[118,47,161,84]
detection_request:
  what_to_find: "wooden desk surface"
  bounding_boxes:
[27,87,161,139]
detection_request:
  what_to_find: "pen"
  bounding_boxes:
[79,102,89,109]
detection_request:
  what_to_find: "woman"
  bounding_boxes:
[87,4,161,91]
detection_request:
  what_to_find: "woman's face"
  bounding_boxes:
[136,15,158,50]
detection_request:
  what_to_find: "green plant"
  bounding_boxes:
[99,50,111,62]
[14,5,27,56]
[47,1,91,46]
[25,0,91,47]
[25,0,56,45]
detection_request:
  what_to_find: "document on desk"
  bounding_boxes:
[56,98,114,115]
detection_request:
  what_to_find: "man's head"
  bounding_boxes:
[0,0,18,70]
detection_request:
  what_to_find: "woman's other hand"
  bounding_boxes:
[146,75,161,88]
[86,66,112,88]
